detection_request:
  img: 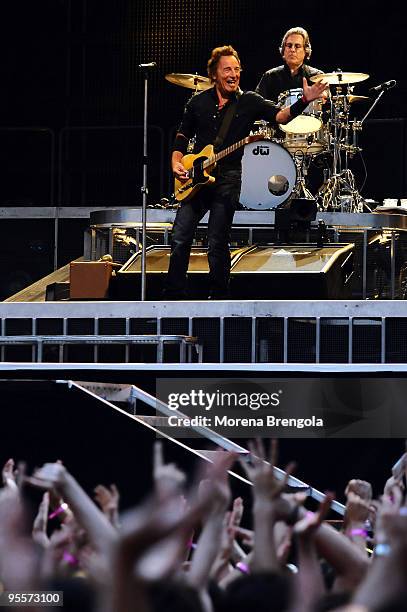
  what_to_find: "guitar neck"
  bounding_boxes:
[203,137,251,169]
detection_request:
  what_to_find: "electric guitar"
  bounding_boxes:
[174,134,263,202]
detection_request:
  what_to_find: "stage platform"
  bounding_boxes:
[89,208,407,229]
[88,208,407,300]
[3,207,407,367]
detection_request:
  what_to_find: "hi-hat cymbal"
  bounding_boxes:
[165,73,212,91]
[347,94,370,103]
[332,94,370,103]
[310,72,369,85]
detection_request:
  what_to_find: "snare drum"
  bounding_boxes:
[240,140,297,210]
[279,88,322,134]
[283,123,330,155]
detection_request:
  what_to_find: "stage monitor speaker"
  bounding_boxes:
[230,244,354,299]
[113,243,354,300]
[113,245,217,300]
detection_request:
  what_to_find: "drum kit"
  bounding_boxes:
[165,70,375,213]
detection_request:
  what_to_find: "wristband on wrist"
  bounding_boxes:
[236,561,250,574]
[348,528,368,538]
[49,502,69,519]
[63,551,78,566]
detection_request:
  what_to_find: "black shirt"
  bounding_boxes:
[256,63,323,103]
[176,86,280,169]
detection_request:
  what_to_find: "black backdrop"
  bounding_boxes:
[1,0,406,206]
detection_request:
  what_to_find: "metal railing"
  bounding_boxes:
[1,301,407,364]
[64,380,346,515]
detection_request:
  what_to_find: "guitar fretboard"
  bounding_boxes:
[202,136,251,169]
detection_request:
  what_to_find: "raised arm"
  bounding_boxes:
[290,494,334,612]
[276,77,327,124]
[240,439,295,574]
[351,489,407,610]
[26,462,117,554]
[187,451,237,589]
[94,483,120,529]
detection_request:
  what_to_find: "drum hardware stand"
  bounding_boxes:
[139,61,157,300]
[317,168,363,213]
[337,89,387,214]
[291,151,315,201]
[317,84,365,213]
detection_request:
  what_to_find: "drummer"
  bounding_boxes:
[256,26,323,102]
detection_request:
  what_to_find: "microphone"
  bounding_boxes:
[369,79,396,92]
[138,62,157,70]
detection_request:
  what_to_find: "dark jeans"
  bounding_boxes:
[164,168,241,299]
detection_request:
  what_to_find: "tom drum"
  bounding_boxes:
[278,88,323,135]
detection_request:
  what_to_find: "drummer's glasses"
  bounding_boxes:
[285,43,303,50]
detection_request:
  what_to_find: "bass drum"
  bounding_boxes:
[240,140,297,210]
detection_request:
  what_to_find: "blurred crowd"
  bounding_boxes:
[1,439,407,611]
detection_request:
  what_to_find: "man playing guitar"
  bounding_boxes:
[164,45,325,300]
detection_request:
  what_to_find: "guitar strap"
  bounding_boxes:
[213,90,242,152]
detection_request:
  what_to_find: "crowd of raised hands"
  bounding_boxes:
[1,441,407,612]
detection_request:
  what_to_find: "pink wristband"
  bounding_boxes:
[349,528,368,538]
[48,503,68,519]
[236,561,250,575]
[62,551,78,566]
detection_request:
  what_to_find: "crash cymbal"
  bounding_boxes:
[310,72,369,85]
[165,73,212,91]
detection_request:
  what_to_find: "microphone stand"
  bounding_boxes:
[360,89,385,125]
[139,62,156,301]
[348,89,386,213]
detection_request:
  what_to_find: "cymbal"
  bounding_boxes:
[347,94,370,103]
[332,94,370,103]
[165,73,212,91]
[310,72,369,85]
